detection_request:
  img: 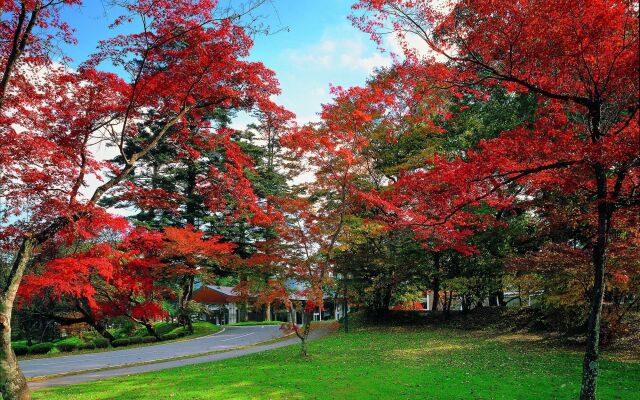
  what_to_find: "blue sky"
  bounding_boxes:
[61,0,391,125]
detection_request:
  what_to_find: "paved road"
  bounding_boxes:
[21,325,283,379]
[28,327,329,389]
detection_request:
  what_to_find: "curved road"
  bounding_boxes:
[21,325,283,379]
[27,326,329,390]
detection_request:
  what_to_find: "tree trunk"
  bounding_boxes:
[179,276,195,334]
[443,290,449,317]
[580,165,610,400]
[143,321,161,340]
[381,286,392,313]
[0,239,34,400]
[431,252,441,311]
[94,321,115,343]
[265,302,271,322]
[243,299,250,322]
[0,313,29,400]
[497,291,506,307]
[299,311,313,357]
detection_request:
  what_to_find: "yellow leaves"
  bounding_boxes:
[337,216,386,249]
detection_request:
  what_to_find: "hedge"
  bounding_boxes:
[12,344,29,356]
[78,342,96,350]
[56,342,78,352]
[111,338,131,347]
[161,333,178,341]
[30,342,54,355]
[93,338,110,348]
[128,337,144,345]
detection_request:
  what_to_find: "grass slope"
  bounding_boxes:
[33,326,639,400]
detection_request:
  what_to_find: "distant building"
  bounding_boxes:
[192,285,343,325]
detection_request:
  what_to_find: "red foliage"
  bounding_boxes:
[1,0,285,255]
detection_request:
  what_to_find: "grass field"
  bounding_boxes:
[33,326,639,400]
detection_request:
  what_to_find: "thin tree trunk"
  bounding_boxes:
[93,321,116,343]
[243,299,250,322]
[287,307,312,357]
[143,321,161,340]
[0,5,39,111]
[299,311,313,357]
[580,165,610,400]
[265,302,271,321]
[179,276,195,334]
[432,252,441,311]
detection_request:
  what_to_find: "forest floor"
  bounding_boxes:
[32,324,639,399]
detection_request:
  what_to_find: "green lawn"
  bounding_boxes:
[33,326,639,400]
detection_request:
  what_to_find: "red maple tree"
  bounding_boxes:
[352,1,639,398]
[0,1,284,398]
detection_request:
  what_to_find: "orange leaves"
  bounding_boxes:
[255,280,290,306]
[161,225,235,262]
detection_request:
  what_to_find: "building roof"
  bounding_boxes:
[204,285,241,297]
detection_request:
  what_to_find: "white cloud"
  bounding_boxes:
[285,32,391,74]
[385,31,452,63]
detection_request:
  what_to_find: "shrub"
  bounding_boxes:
[154,322,179,336]
[161,333,178,341]
[93,338,110,348]
[175,331,188,338]
[78,342,96,350]
[56,342,78,352]
[128,337,144,345]
[12,343,29,356]
[141,336,157,343]
[30,342,54,355]
[111,338,131,347]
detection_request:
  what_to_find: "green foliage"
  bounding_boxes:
[161,333,178,341]
[29,342,54,355]
[140,336,157,343]
[11,343,29,356]
[78,342,96,350]
[55,342,78,352]
[128,337,145,345]
[110,317,137,339]
[53,337,85,352]
[155,321,221,338]
[441,86,538,154]
[111,339,131,347]
[152,322,180,336]
[92,338,110,349]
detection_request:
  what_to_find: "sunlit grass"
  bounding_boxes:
[33,326,639,399]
